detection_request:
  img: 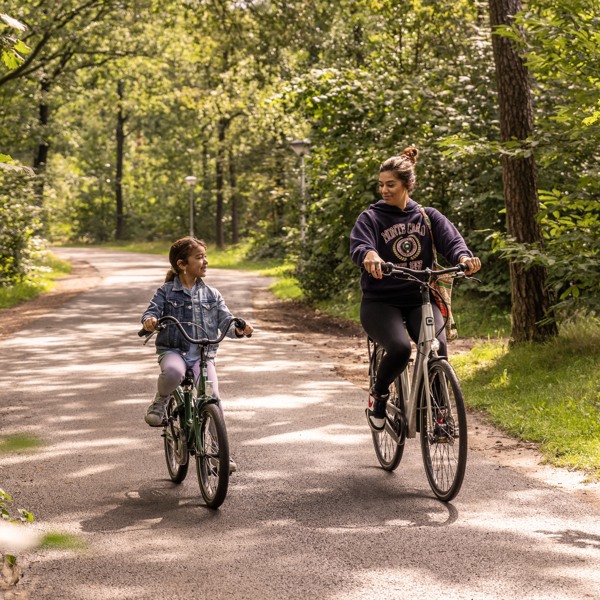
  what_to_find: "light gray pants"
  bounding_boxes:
[157,351,219,399]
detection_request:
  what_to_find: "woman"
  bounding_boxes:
[141,236,254,428]
[349,147,481,431]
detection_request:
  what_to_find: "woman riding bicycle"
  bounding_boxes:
[349,147,481,431]
[141,236,254,427]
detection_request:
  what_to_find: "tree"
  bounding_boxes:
[488,0,557,342]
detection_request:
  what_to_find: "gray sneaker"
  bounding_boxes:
[145,393,169,427]
[229,458,237,474]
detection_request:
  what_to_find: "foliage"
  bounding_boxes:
[0,171,44,286]
[453,319,600,477]
[0,13,29,70]
[482,0,600,320]
[0,0,596,327]
[0,251,70,308]
[0,489,33,525]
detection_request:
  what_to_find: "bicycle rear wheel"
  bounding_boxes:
[196,402,229,509]
[163,395,189,483]
[369,342,406,471]
[419,359,467,502]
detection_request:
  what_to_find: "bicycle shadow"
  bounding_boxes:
[80,479,220,533]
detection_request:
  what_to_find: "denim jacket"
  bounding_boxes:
[141,276,237,360]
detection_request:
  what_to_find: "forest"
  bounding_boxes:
[1,0,598,342]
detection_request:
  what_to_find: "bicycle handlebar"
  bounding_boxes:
[138,315,250,344]
[381,262,467,279]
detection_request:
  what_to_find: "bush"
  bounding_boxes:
[0,171,43,286]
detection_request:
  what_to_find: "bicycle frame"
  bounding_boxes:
[370,262,474,500]
[378,264,468,440]
[168,344,219,454]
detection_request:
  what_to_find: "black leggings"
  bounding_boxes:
[361,298,447,395]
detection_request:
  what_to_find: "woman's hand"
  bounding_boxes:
[460,256,481,275]
[363,250,384,280]
[143,317,158,332]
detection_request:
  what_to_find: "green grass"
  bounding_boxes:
[0,253,71,309]
[452,321,600,478]
[65,240,286,272]
[41,532,86,550]
[451,291,511,338]
[0,434,41,454]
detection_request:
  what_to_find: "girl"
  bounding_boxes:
[141,236,254,427]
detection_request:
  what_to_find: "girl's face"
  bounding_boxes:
[378,172,408,208]
[178,244,208,279]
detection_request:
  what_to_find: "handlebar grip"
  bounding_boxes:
[138,328,151,337]
[234,318,252,338]
[381,262,394,275]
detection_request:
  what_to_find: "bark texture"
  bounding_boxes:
[488,0,558,341]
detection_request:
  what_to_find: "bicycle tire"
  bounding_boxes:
[369,343,406,471]
[163,395,189,483]
[419,359,467,502]
[196,402,230,509]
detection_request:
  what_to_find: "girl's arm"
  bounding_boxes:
[141,286,166,328]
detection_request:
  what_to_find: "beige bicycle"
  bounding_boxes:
[368,263,475,502]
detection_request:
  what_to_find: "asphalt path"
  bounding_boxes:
[1,248,599,600]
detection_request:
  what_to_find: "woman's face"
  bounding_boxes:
[179,244,208,279]
[378,171,408,208]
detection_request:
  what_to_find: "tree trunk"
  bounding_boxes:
[215,119,226,249]
[228,149,239,245]
[33,76,50,214]
[115,80,126,240]
[488,0,558,342]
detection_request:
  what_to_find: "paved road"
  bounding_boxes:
[1,248,599,600]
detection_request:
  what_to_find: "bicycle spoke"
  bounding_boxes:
[420,360,467,501]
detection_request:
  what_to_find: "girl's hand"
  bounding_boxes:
[143,317,158,332]
[236,322,254,337]
[363,250,384,280]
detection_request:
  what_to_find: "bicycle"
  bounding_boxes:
[139,315,249,509]
[367,262,477,502]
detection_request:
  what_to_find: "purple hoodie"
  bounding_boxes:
[350,199,473,302]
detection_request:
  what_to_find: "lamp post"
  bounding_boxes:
[185,175,197,237]
[290,139,311,244]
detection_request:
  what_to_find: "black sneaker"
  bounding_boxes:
[367,388,389,431]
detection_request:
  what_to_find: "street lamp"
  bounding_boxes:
[185,175,197,237]
[289,139,311,244]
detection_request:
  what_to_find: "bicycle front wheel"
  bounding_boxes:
[195,402,229,509]
[163,395,189,483]
[419,359,467,502]
[370,342,405,471]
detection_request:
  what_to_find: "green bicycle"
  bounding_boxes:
[139,315,249,509]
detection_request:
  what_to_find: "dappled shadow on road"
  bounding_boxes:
[1,262,599,600]
[536,529,600,550]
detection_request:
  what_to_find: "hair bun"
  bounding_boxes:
[402,146,419,165]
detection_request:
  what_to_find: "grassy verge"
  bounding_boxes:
[452,321,600,478]
[0,253,71,309]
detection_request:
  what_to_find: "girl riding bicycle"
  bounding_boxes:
[349,147,481,431]
[141,236,254,427]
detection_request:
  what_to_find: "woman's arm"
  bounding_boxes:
[427,208,481,274]
[350,211,379,267]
